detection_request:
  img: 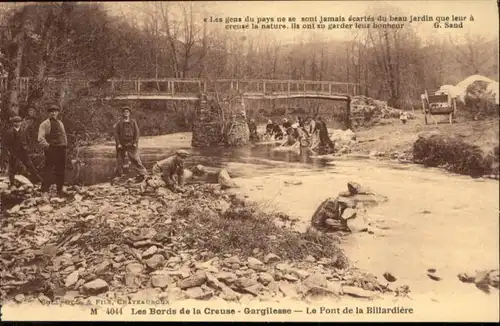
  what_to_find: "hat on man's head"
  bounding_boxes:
[176,149,189,158]
[10,116,22,123]
[47,103,60,112]
[121,106,131,113]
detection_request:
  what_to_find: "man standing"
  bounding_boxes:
[316,117,335,152]
[113,106,147,182]
[247,118,258,142]
[21,106,42,168]
[140,150,189,193]
[2,116,42,187]
[38,103,68,196]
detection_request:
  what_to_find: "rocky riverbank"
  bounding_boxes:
[1,176,414,306]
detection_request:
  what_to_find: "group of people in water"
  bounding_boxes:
[247,115,335,153]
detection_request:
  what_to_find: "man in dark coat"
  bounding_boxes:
[316,117,335,152]
[113,106,147,181]
[3,115,42,186]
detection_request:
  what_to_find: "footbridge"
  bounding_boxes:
[1,77,361,102]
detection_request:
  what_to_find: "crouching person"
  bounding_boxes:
[140,150,190,193]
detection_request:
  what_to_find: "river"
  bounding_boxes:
[81,132,499,319]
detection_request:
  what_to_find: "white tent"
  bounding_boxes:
[486,81,499,105]
[453,75,498,103]
[434,85,461,98]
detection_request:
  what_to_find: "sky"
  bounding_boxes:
[105,0,499,45]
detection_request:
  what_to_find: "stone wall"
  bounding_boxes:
[191,94,250,148]
[191,94,224,148]
[225,97,250,147]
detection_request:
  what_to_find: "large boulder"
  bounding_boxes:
[311,198,347,231]
[218,169,236,189]
[311,182,386,232]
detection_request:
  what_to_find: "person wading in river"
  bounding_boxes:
[265,120,283,140]
[316,116,335,153]
[140,150,189,193]
[38,103,69,197]
[3,116,43,187]
[113,106,147,182]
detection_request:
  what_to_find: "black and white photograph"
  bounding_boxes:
[0,0,498,322]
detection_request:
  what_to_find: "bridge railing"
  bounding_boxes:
[0,77,361,99]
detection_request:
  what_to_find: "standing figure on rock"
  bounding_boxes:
[38,103,68,197]
[113,106,147,182]
[2,116,43,187]
[140,150,190,193]
[316,117,335,153]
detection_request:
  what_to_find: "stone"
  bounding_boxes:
[151,274,172,288]
[205,272,224,289]
[234,277,258,289]
[342,286,377,298]
[82,279,109,295]
[126,263,144,275]
[304,273,328,288]
[457,272,475,283]
[347,182,362,195]
[488,270,499,288]
[474,270,490,286]
[167,256,182,265]
[14,294,25,303]
[244,284,262,296]
[311,198,340,229]
[305,255,316,263]
[142,246,158,259]
[65,271,80,288]
[258,272,275,285]
[275,263,290,272]
[290,269,310,280]
[221,289,240,301]
[247,257,266,272]
[124,274,137,287]
[264,253,280,264]
[346,215,369,233]
[218,169,236,189]
[114,255,126,263]
[38,204,54,213]
[282,274,299,282]
[278,281,300,299]
[185,287,212,300]
[326,281,343,295]
[145,254,165,270]
[341,208,357,220]
[167,287,187,301]
[14,175,33,187]
[177,271,207,289]
[38,294,51,304]
[216,272,238,284]
[224,256,241,266]
[133,240,151,248]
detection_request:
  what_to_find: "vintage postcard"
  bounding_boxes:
[0,0,498,322]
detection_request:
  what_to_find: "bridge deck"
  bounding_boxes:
[0,77,360,101]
